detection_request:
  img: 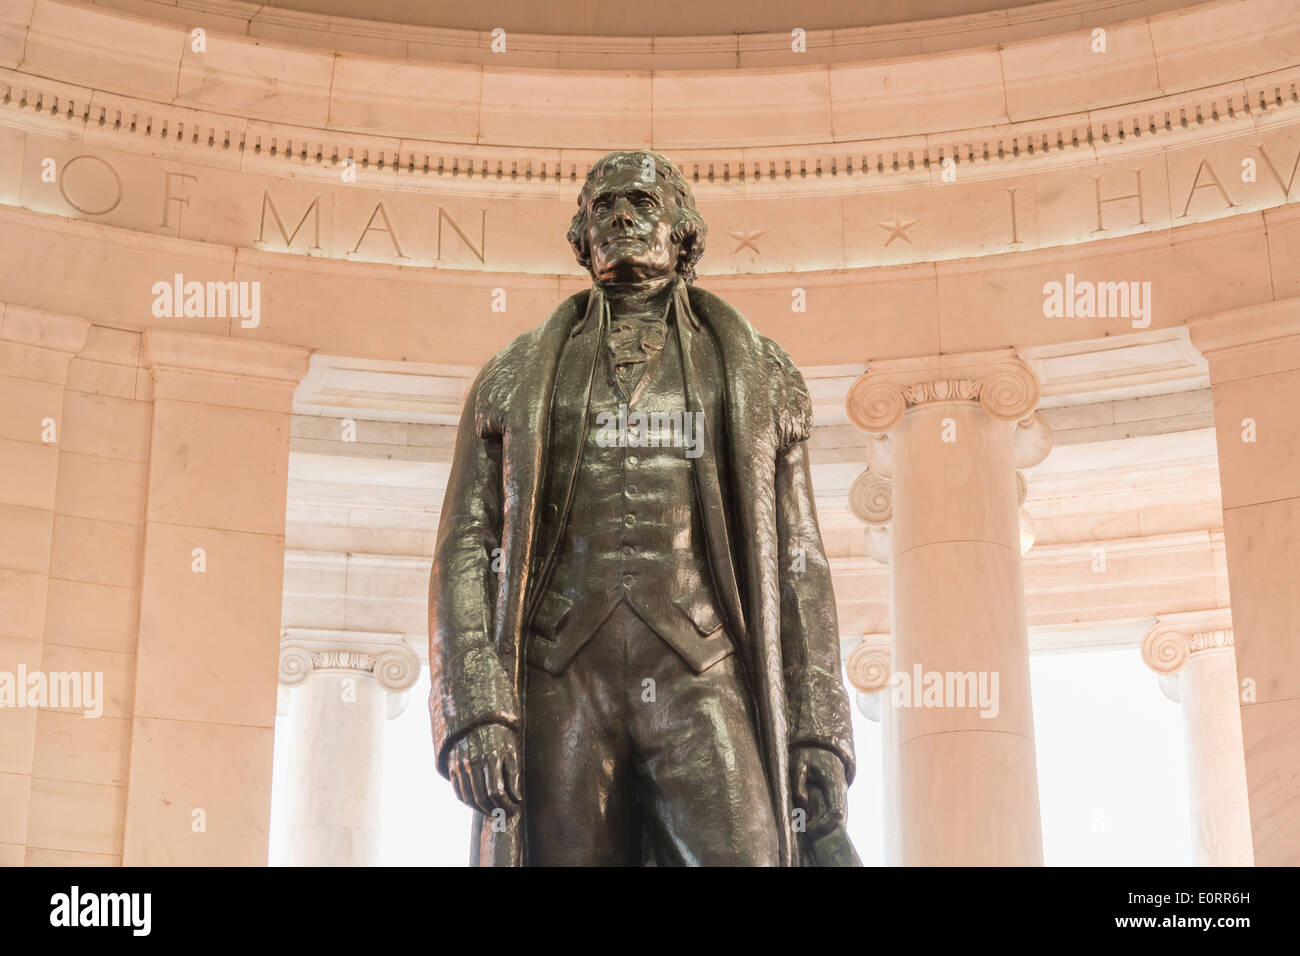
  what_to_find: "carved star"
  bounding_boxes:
[879,216,919,246]
[727,224,766,254]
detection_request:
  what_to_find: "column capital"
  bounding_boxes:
[846,349,1041,433]
[142,328,313,411]
[849,469,892,527]
[1,303,92,353]
[866,433,893,478]
[0,302,93,385]
[1012,412,1054,468]
[279,628,421,694]
[1140,608,1235,674]
[846,640,892,694]
[1187,295,1300,382]
[1187,296,1300,355]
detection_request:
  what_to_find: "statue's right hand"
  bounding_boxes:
[447,723,522,817]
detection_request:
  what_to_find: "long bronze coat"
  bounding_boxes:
[428,279,855,865]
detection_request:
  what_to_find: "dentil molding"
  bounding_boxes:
[4,63,1298,197]
[4,0,1300,197]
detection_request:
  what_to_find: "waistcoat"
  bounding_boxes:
[526,317,733,675]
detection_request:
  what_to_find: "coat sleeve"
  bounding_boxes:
[427,359,522,778]
[771,345,857,784]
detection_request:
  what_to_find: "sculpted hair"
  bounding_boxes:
[567,150,707,283]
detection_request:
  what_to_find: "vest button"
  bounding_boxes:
[626,485,638,495]
[627,455,639,466]
[624,514,636,527]
[622,574,635,588]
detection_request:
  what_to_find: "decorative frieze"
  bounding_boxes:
[4,55,1300,274]
[6,0,1300,172]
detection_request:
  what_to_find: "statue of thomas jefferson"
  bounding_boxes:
[428,150,858,866]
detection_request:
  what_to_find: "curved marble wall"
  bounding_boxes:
[0,0,1296,368]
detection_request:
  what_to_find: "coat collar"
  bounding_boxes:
[570,276,701,339]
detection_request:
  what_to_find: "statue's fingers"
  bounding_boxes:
[452,748,475,809]
[500,751,523,809]
[819,775,847,828]
[793,757,811,809]
[804,793,833,836]
[467,757,493,815]
[482,759,509,812]
[803,776,843,836]
[449,757,469,808]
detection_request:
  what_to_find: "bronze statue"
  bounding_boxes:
[429,150,858,866]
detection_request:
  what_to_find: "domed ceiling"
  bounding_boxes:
[260,0,1201,36]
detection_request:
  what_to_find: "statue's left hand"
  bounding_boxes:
[791,746,848,838]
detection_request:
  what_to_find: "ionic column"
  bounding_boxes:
[846,640,898,865]
[846,350,1050,865]
[278,630,420,866]
[1141,609,1254,866]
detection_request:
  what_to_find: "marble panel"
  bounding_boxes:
[134,522,284,727]
[122,716,273,865]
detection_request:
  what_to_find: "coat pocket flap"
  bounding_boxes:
[531,590,573,638]
[674,594,724,637]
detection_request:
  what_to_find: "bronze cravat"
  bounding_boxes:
[607,310,669,403]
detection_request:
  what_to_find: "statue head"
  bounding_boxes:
[567,150,707,284]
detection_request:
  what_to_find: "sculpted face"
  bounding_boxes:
[583,164,682,285]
